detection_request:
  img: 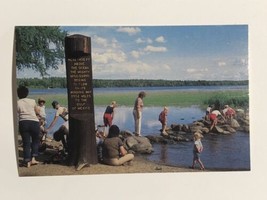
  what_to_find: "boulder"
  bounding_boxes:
[212,126,224,134]
[124,136,153,154]
[201,127,210,134]
[190,125,203,133]
[171,124,182,131]
[145,135,168,144]
[181,124,190,132]
[230,119,240,128]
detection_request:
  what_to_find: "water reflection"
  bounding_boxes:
[95,106,204,135]
[160,144,168,163]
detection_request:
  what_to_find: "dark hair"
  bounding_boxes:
[138,91,146,98]
[107,125,120,138]
[52,100,59,109]
[17,86,29,99]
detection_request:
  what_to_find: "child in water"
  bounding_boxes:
[159,106,169,136]
[191,131,205,170]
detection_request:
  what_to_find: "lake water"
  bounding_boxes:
[35,86,249,170]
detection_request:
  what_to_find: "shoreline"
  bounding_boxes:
[17,154,207,177]
[17,136,202,176]
[17,151,249,177]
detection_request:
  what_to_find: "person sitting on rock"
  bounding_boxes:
[222,105,236,122]
[102,125,134,166]
[159,106,169,136]
[209,109,226,131]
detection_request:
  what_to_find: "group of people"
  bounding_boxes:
[17,85,136,167]
[190,104,237,170]
[17,85,70,167]
[17,85,237,170]
[205,104,236,131]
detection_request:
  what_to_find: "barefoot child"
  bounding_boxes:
[191,132,205,170]
[159,106,169,136]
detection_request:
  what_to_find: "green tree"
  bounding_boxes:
[15,26,67,77]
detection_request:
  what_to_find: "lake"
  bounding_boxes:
[44,103,250,171]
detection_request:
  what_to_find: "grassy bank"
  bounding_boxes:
[28,90,248,109]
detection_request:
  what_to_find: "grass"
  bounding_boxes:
[28,90,248,109]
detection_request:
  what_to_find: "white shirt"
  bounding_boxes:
[211,110,222,116]
[38,105,46,119]
[17,98,39,122]
[55,106,69,121]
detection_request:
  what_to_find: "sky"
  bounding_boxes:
[17,25,248,81]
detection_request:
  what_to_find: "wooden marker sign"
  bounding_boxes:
[65,35,97,169]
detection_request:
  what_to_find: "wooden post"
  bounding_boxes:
[65,34,97,170]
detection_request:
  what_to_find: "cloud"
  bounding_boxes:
[162,64,171,70]
[93,49,127,64]
[155,36,166,43]
[131,50,141,58]
[144,45,167,52]
[136,37,153,44]
[116,27,141,35]
[93,60,154,79]
[218,61,226,67]
[93,35,108,47]
[186,68,208,73]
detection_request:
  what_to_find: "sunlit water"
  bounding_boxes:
[45,106,250,170]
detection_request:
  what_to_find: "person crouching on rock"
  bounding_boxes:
[222,105,236,122]
[102,125,134,166]
[209,109,226,131]
[53,121,69,154]
[191,132,205,170]
[159,106,169,136]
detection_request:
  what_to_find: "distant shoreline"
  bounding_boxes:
[17,77,248,89]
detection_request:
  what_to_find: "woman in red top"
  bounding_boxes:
[103,101,117,127]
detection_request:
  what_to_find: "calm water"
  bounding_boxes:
[45,105,250,170]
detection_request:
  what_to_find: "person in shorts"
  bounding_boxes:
[191,131,205,170]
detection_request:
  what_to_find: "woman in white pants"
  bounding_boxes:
[133,91,146,136]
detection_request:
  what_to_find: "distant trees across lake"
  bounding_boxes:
[17,77,248,89]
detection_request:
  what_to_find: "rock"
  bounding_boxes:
[145,135,168,144]
[181,124,190,132]
[201,127,210,134]
[125,136,138,148]
[212,126,224,133]
[222,131,232,135]
[236,109,245,118]
[120,130,134,137]
[230,119,240,128]
[193,121,205,127]
[124,136,153,154]
[190,125,203,133]
[171,124,182,131]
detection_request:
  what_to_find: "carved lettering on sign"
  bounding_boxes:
[67,57,93,113]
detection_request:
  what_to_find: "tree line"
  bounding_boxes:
[17,77,248,88]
